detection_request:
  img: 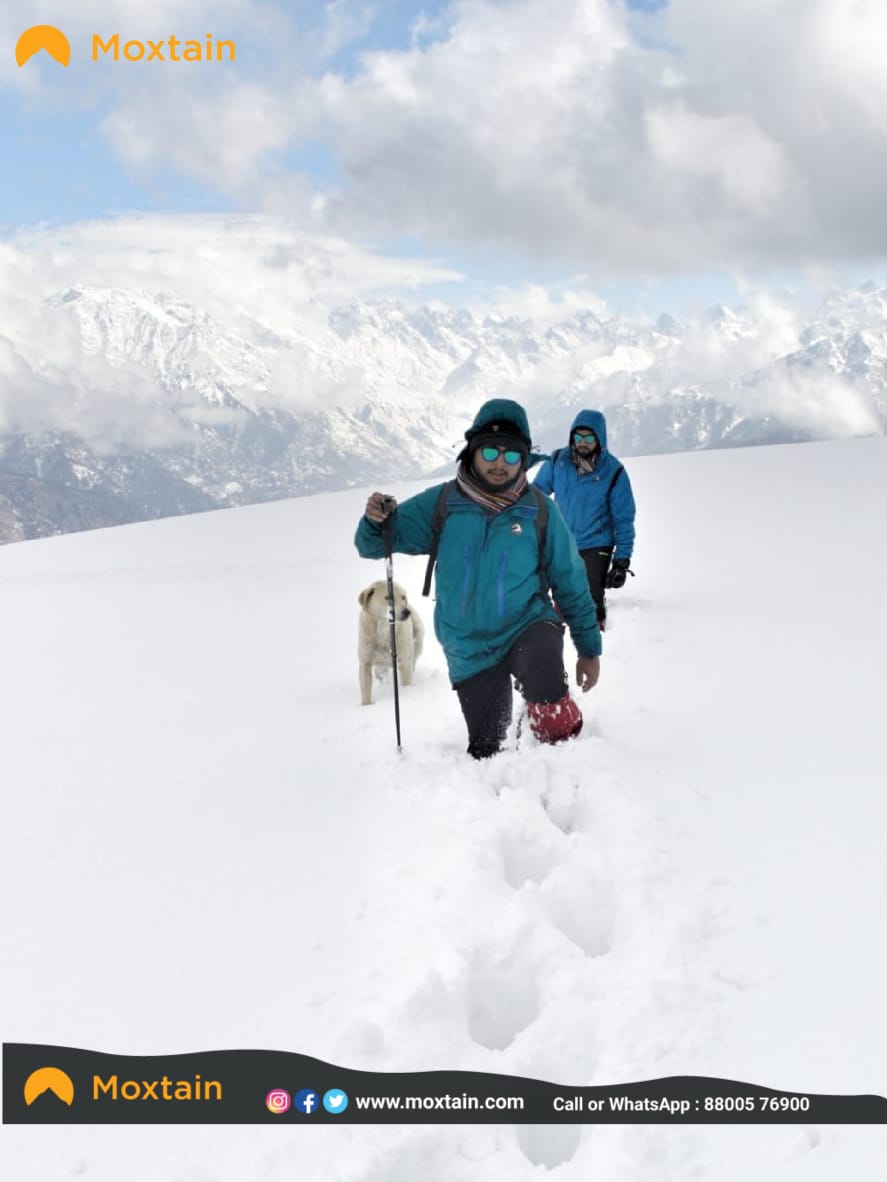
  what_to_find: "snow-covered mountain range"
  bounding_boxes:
[1,279,885,542]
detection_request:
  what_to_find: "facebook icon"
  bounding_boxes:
[293,1088,319,1115]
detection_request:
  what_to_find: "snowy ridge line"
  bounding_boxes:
[3,276,887,543]
[5,1043,884,1125]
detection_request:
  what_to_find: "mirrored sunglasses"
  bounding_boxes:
[480,445,523,464]
[573,431,597,445]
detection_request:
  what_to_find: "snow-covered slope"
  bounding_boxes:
[2,436,886,1179]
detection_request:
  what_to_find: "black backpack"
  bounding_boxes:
[421,481,549,598]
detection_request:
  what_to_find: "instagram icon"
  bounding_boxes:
[265,1089,291,1114]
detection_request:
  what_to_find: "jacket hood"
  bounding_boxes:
[570,409,608,453]
[466,399,533,448]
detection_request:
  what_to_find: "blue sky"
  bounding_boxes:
[2,1,453,223]
[4,0,887,317]
[1,98,234,226]
[3,0,667,230]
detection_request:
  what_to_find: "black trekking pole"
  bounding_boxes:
[381,506,403,752]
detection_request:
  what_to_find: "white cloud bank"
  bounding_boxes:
[0,212,884,459]
[0,214,464,444]
[6,1,887,279]
[6,0,883,276]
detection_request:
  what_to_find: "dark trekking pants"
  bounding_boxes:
[454,621,569,760]
[580,546,614,625]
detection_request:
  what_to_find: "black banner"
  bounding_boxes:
[4,1044,885,1125]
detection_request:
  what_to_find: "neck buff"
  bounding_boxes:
[456,460,528,512]
[572,447,597,474]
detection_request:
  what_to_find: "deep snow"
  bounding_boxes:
[2,436,886,1179]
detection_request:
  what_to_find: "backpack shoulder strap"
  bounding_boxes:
[530,485,550,599]
[421,480,456,597]
[606,464,624,498]
[530,485,549,556]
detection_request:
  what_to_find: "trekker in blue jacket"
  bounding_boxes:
[355,399,602,760]
[533,409,636,630]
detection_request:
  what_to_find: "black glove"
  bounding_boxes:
[606,557,634,589]
[365,493,397,523]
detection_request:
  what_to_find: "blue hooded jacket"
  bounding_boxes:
[354,401,601,685]
[532,410,636,558]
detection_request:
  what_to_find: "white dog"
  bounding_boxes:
[358,580,425,705]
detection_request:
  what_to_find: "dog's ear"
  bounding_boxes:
[358,587,374,607]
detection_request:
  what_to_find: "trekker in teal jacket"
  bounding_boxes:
[355,399,602,760]
[533,409,636,629]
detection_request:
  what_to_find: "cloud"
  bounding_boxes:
[462,280,612,330]
[203,0,887,276]
[10,1,887,277]
[100,80,299,191]
[0,327,196,452]
[0,252,190,449]
[740,366,882,439]
[1,211,882,460]
[0,212,465,444]
[7,213,461,323]
[296,0,887,272]
[644,104,794,219]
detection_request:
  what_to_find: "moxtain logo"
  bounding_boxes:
[93,1073,222,1101]
[14,27,236,67]
[92,34,236,62]
[15,26,70,67]
[24,1067,75,1106]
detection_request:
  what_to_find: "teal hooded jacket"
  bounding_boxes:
[355,481,602,686]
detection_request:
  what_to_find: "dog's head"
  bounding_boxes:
[358,580,411,621]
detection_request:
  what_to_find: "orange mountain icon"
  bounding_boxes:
[15,25,71,68]
[24,1066,75,1106]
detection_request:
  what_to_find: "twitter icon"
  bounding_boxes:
[323,1088,349,1114]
